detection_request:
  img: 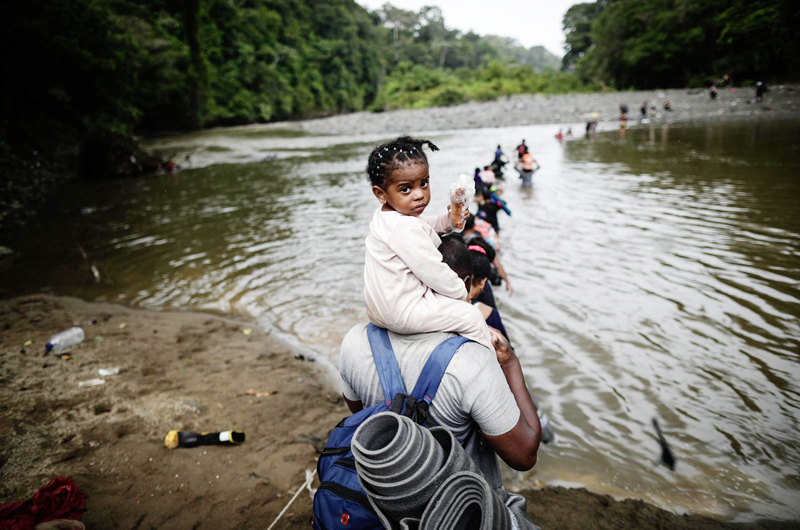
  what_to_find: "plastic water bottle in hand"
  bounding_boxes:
[449,174,476,233]
[46,327,85,353]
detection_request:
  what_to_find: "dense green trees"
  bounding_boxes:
[565,0,800,88]
[368,3,567,111]
[0,0,568,160]
[2,0,797,180]
[2,0,388,176]
[562,1,605,71]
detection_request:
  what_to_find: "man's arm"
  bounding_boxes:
[492,256,513,296]
[475,302,493,320]
[481,329,541,471]
[344,396,363,413]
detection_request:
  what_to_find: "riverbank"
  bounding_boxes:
[1,295,795,529]
[266,85,800,136]
[3,86,798,239]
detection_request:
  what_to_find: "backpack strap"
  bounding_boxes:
[366,324,407,403]
[410,336,470,404]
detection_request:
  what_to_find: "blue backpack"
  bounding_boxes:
[311,324,468,529]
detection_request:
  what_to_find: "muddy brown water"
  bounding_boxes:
[3,119,799,521]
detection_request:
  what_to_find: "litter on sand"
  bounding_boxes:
[98,367,120,377]
[235,389,278,398]
[78,379,106,388]
[242,328,252,335]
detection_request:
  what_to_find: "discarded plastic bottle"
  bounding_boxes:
[164,430,245,449]
[46,327,85,353]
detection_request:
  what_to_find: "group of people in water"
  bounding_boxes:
[333,135,551,527]
[711,77,769,103]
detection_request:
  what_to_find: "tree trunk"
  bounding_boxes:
[184,0,207,128]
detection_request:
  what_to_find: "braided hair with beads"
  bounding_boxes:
[366,136,439,188]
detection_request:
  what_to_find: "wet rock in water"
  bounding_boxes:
[294,353,305,361]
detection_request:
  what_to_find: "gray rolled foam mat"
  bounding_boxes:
[418,471,510,529]
[352,413,513,529]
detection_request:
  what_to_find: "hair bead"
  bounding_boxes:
[365,136,439,188]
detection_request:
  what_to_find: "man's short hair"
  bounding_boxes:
[439,236,472,281]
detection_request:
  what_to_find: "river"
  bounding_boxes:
[3,119,799,521]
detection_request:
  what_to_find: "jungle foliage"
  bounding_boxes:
[563,0,800,89]
[1,0,563,151]
[2,0,797,177]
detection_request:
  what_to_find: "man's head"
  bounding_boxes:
[467,248,491,299]
[439,236,472,295]
[464,214,476,232]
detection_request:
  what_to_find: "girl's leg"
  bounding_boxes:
[404,296,495,351]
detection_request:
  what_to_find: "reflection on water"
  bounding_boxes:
[3,120,800,521]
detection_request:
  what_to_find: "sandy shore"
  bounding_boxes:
[265,85,800,137]
[0,295,795,529]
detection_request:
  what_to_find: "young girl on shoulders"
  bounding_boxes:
[363,136,493,350]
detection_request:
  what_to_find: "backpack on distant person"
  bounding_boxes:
[311,324,469,530]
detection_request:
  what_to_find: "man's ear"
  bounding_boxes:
[463,274,472,294]
[372,185,387,204]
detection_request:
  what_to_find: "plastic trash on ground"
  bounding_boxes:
[448,174,475,233]
[77,378,105,388]
[46,327,85,353]
[97,367,120,377]
[164,430,245,449]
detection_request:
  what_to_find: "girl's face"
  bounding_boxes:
[372,162,431,217]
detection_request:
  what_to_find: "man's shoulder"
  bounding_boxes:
[445,340,497,378]
[341,322,371,352]
[342,325,491,357]
[342,325,494,375]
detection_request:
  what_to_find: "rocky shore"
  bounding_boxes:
[1,296,795,529]
[279,85,800,136]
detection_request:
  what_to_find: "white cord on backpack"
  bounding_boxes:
[266,468,317,530]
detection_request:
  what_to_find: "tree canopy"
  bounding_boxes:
[565,0,800,88]
[2,0,797,177]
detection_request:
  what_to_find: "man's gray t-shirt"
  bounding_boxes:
[339,323,520,491]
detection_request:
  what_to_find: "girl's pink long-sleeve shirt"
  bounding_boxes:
[364,207,466,331]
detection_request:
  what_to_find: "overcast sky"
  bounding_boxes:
[356,0,587,57]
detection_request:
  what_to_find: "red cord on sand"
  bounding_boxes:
[0,477,86,530]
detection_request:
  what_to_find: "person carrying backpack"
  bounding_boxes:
[314,239,542,529]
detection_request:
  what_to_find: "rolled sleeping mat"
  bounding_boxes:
[352,413,481,527]
[353,413,443,488]
[419,471,511,530]
[399,519,420,530]
[352,413,450,523]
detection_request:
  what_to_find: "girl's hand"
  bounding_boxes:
[506,282,514,296]
[447,204,469,222]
